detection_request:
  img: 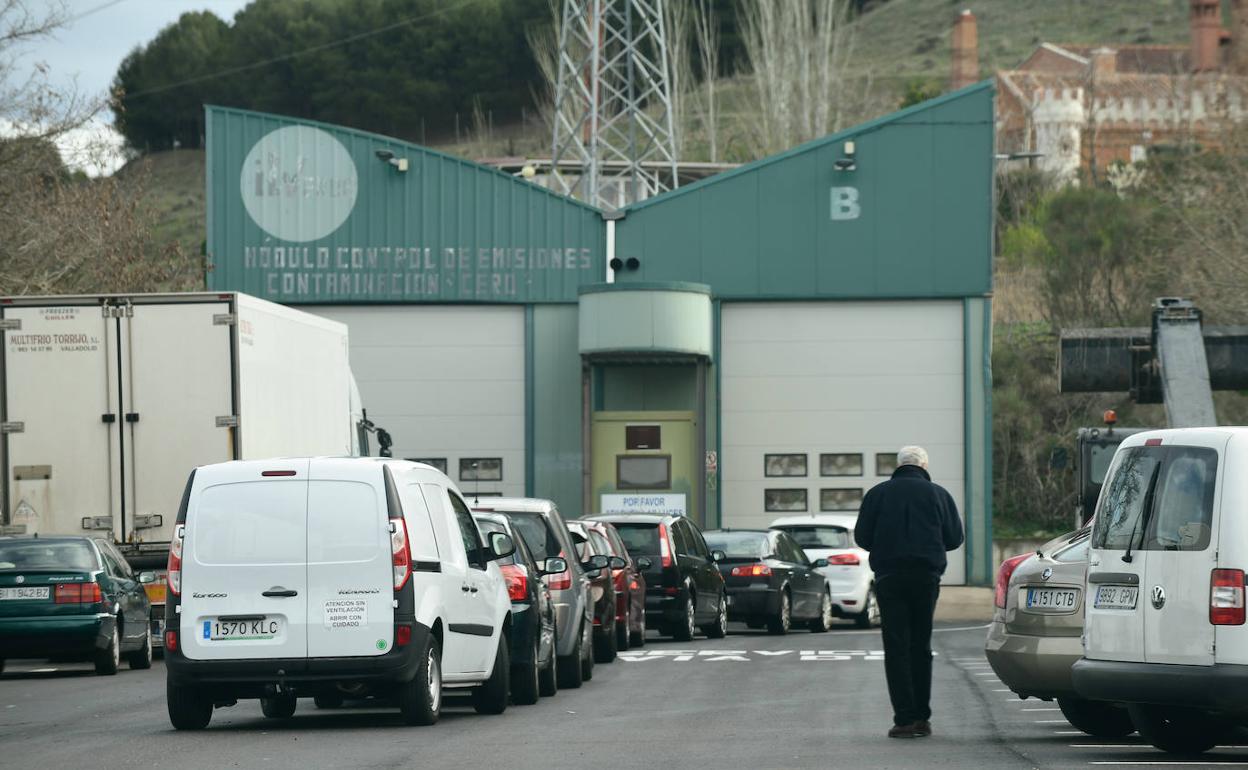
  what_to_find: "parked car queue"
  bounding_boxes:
[0,457,877,730]
[987,426,1248,757]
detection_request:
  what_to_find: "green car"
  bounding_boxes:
[0,536,154,675]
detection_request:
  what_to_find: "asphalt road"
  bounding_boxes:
[2,621,1246,770]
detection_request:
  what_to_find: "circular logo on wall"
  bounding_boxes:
[240,125,358,242]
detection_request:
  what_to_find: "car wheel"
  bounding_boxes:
[809,591,834,633]
[673,595,697,641]
[512,633,541,706]
[127,629,153,670]
[630,624,646,647]
[580,621,595,680]
[855,588,879,630]
[166,679,212,730]
[594,618,618,663]
[260,694,297,719]
[397,634,441,726]
[616,615,630,651]
[538,639,558,697]
[472,633,511,715]
[556,628,585,689]
[314,692,345,709]
[702,593,728,639]
[1058,698,1134,737]
[767,590,792,635]
[95,623,120,675]
[1128,704,1228,754]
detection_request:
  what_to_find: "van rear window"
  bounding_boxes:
[308,481,381,564]
[1093,446,1217,552]
[193,481,305,565]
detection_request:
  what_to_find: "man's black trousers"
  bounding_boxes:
[876,571,941,726]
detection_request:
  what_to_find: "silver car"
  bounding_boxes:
[471,498,597,689]
[985,527,1134,737]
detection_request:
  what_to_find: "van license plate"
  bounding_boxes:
[1026,588,1078,610]
[0,586,49,600]
[1094,585,1138,610]
[205,617,281,641]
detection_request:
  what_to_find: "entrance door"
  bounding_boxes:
[591,411,696,522]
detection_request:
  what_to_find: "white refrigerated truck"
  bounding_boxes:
[0,292,384,645]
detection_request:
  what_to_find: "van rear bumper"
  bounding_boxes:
[165,622,430,694]
[1072,658,1248,714]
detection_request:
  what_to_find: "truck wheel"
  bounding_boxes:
[1128,704,1227,754]
[702,593,728,639]
[1058,698,1134,737]
[471,634,510,715]
[95,623,120,675]
[673,596,697,641]
[594,619,617,663]
[397,635,441,726]
[314,693,344,709]
[556,629,584,689]
[167,679,212,730]
[260,694,297,719]
[512,634,541,706]
[767,591,792,635]
[127,630,153,670]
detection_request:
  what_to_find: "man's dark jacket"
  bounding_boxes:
[854,464,964,576]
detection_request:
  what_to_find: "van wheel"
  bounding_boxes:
[167,680,212,730]
[127,630,153,670]
[809,592,834,633]
[1128,704,1227,754]
[397,635,441,726]
[314,693,344,709]
[580,621,595,681]
[512,634,541,706]
[260,694,297,719]
[95,623,120,675]
[768,590,792,635]
[538,642,558,697]
[472,634,510,715]
[702,593,728,639]
[673,595,696,641]
[594,619,618,663]
[1057,698,1134,737]
[556,626,585,689]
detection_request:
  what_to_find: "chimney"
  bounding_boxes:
[950,9,979,90]
[1090,47,1117,78]
[1190,0,1224,72]
[1233,0,1248,75]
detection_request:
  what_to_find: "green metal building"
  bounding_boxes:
[205,81,995,584]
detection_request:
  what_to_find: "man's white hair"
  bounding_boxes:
[897,445,929,469]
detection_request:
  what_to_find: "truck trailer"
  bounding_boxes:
[0,292,380,645]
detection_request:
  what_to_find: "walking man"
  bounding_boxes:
[855,445,964,738]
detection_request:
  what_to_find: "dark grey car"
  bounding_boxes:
[472,498,598,689]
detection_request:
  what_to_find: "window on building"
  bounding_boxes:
[765,489,808,512]
[617,455,671,489]
[408,457,448,474]
[626,425,661,450]
[820,488,864,511]
[460,458,502,482]
[876,453,899,476]
[820,453,863,477]
[765,454,807,477]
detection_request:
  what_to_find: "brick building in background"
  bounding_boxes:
[954,1,1248,182]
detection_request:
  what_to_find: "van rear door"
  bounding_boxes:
[181,460,309,661]
[305,459,394,658]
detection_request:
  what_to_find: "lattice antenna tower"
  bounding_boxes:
[549,0,679,210]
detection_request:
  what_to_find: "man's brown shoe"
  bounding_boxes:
[888,724,920,738]
[914,720,932,737]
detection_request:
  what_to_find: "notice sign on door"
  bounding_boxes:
[324,599,367,628]
[601,494,687,517]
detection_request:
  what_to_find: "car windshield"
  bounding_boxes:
[613,523,661,556]
[0,540,97,571]
[501,512,562,561]
[775,525,851,549]
[704,531,769,559]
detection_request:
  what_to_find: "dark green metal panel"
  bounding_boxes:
[206,106,605,303]
[614,83,994,300]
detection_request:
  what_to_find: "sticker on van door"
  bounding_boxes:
[324,599,367,628]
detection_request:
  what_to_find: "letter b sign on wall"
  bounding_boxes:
[830,186,860,221]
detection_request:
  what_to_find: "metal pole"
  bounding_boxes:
[582,362,593,518]
[695,358,707,528]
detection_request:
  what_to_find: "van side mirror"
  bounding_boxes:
[138,571,156,584]
[608,556,627,569]
[710,550,726,563]
[540,556,568,576]
[636,556,653,570]
[487,532,515,561]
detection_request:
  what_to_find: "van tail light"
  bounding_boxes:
[164,630,178,651]
[55,581,103,604]
[828,553,860,566]
[994,554,1032,609]
[1210,568,1246,625]
[659,524,673,568]
[391,518,412,591]
[167,524,184,596]
[501,563,528,602]
[395,624,413,646]
[730,564,773,578]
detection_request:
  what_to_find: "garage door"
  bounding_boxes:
[720,301,966,584]
[310,305,525,498]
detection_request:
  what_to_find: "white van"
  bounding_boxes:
[1073,427,1248,754]
[163,458,514,729]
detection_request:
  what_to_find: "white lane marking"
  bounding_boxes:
[1054,731,1085,735]
[30,668,57,673]
[933,624,991,633]
[1022,707,1060,712]
[993,688,1014,692]
[974,672,998,677]
[1069,745,1144,749]
[1033,720,1069,724]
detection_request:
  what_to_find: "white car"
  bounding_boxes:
[770,514,877,628]
[164,457,515,729]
